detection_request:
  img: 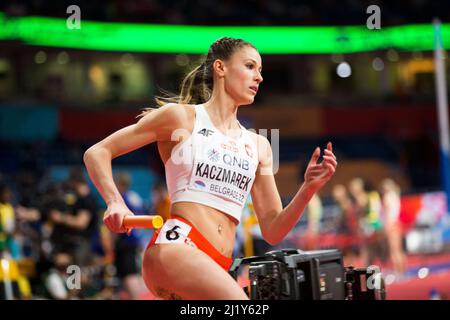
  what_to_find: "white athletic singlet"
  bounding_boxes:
[164,104,258,223]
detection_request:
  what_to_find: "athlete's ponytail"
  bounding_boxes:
[138,37,256,117]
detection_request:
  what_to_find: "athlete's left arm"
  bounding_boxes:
[250,136,337,245]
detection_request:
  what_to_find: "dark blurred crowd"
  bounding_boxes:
[0,168,170,299]
[1,0,449,26]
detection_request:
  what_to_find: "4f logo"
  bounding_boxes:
[198,128,214,137]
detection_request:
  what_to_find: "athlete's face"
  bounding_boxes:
[221,46,263,106]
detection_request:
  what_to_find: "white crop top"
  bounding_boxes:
[164,104,259,223]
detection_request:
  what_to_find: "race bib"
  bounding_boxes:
[188,146,256,205]
[155,219,192,244]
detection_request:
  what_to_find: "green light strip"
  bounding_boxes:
[0,12,449,53]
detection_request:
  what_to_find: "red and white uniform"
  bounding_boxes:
[165,104,258,223]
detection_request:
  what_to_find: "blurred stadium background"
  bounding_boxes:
[1,0,450,300]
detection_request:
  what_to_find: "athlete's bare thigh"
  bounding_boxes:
[142,243,248,300]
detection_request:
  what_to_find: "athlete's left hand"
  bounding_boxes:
[304,142,337,191]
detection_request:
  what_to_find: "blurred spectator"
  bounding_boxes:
[380,178,406,275]
[113,172,145,300]
[233,197,272,286]
[34,182,65,292]
[348,177,386,266]
[38,250,104,300]
[14,171,43,261]
[303,193,323,250]
[240,197,271,257]
[48,169,99,268]
[40,252,74,300]
[332,184,360,266]
[0,183,20,259]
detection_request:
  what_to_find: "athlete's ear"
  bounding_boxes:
[213,59,226,78]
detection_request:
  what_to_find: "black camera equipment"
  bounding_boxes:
[229,248,386,300]
[344,266,386,300]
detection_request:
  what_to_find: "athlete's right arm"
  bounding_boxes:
[83,103,187,233]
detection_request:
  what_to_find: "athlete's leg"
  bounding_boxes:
[142,244,249,300]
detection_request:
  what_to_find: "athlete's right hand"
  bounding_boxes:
[103,201,134,233]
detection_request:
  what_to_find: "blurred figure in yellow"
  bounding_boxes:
[240,197,272,257]
[348,178,385,266]
[0,183,32,299]
[380,178,406,275]
[0,184,16,257]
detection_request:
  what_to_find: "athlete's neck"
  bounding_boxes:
[203,92,239,133]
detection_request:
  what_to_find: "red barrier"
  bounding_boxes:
[60,109,139,141]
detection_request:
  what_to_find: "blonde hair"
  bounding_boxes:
[138,37,257,118]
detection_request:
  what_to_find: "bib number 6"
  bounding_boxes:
[166,225,181,241]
